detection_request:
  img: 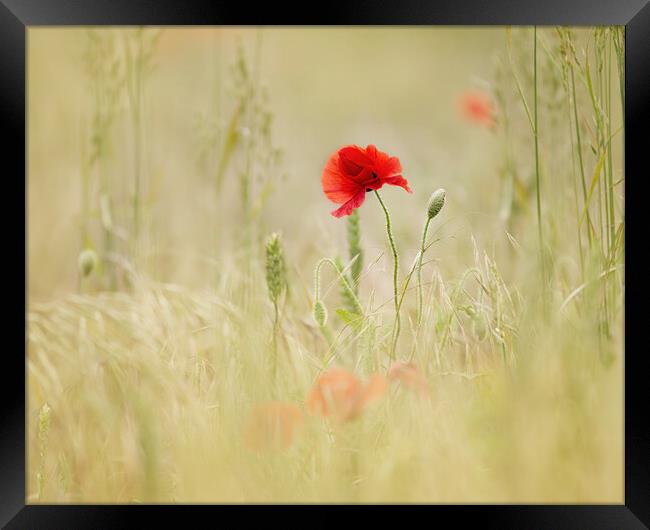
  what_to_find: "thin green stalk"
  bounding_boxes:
[592,31,612,338]
[584,48,607,259]
[374,190,400,359]
[416,216,432,327]
[437,268,481,367]
[134,31,143,247]
[212,31,223,291]
[312,260,336,348]
[598,36,610,256]
[314,257,364,316]
[506,29,535,132]
[566,90,585,281]
[80,119,90,249]
[606,33,616,261]
[612,27,625,128]
[272,300,279,385]
[95,65,115,290]
[265,233,287,387]
[99,154,116,290]
[604,31,616,338]
[123,30,144,249]
[570,66,593,248]
[533,27,547,312]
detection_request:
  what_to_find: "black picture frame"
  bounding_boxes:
[4,0,648,527]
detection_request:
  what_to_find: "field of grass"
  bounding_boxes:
[27,27,624,503]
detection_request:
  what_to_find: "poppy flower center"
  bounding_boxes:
[365,171,379,192]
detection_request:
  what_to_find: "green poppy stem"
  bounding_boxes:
[374,190,400,360]
[416,216,432,327]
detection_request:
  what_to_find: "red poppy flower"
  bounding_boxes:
[458,90,496,129]
[321,144,412,218]
[388,361,429,397]
[306,367,388,423]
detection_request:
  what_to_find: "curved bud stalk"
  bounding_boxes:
[417,189,446,327]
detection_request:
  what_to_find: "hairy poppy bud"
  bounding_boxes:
[78,249,98,278]
[427,188,446,220]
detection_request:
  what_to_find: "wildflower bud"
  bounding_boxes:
[313,300,328,327]
[427,188,446,220]
[78,249,98,278]
[265,233,287,304]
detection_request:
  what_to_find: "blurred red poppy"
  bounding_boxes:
[306,367,387,423]
[321,144,412,218]
[388,362,429,397]
[245,401,304,452]
[458,90,496,129]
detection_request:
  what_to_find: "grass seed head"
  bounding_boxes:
[265,233,287,304]
[313,299,328,327]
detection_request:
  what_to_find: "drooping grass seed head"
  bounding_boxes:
[265,233,287,304]
[427,188,446,220]
[313,300,328,327]
[78,249,98,278]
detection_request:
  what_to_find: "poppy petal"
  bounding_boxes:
[338,145,372,176]
[307,367,363,422]
[376,157,401,177]
[383,156,403,176]
[383,175,412,193]
[331,190,366,218]
[322,154,363,203]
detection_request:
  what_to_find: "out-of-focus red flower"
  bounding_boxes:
[458,90,496,129]
[321,144,412,218]
[388,362,429,397]
[245,401,304,452]
[306,367,387,423]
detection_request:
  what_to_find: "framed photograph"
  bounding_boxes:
[4,0,648,526]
